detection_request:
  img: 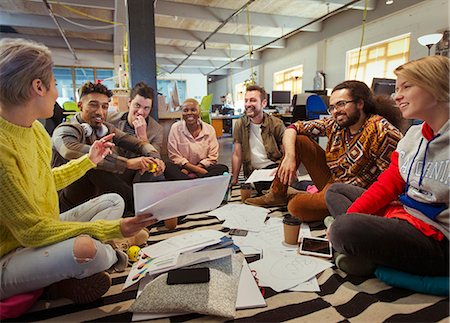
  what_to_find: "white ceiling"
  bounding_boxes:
[0,0,376,76]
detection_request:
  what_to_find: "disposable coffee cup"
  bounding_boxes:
[283,215,301,245]
[164,217,178,230]
[240,183,253,202]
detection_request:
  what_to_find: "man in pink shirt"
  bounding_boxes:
[166,98,228,179]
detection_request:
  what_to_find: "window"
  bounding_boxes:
[273,65,303,95]
[53,66,114,106]
[346,34,410,86]
[234,82,247,114]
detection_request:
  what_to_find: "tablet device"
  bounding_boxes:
[298,236,332,258]
[167,267,210,285]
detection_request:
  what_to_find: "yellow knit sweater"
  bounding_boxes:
[0,116,122,257]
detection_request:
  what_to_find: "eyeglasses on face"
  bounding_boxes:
[327,99,357,114]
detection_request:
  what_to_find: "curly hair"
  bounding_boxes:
[78,82,113,99]
[332,80,405,131]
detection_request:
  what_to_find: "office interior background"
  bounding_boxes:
[0,0,448,118]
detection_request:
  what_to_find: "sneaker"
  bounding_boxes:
[245,190,287,207]
[47,271,111,304]
[324,216,335,229]
[107,249,129,273]
[335,253,375,276]
[107,229,149,252]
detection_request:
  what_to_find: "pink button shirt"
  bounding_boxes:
[167,120,219,168]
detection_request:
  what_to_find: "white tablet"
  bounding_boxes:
[298,236,332,258]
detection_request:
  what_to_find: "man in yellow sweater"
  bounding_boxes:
[0,38,155,305]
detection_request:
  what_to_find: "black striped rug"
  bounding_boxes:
[8,185,449,322]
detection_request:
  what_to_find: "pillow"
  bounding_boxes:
[0,289,43,320]
[375,266,449,296]
[130,253,244,318]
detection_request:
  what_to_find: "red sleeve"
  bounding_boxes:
[348,151,406,214]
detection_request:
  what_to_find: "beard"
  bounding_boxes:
[335,109,361,128]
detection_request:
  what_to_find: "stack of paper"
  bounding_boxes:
[207,204,269,232]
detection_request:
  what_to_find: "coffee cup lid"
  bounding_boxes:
[282,215,302,225]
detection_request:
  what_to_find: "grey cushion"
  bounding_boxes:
[130,253,244,319]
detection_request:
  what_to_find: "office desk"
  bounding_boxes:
[271,113,293,126]
[211,115,240,137]
[158,111,182,156]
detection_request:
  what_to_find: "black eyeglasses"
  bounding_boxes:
[327,100,357,114]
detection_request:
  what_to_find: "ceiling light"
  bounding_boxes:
[385,0,393,4]
[208,77,212,82]
[417,33,443,55]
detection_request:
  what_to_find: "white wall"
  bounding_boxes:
[209,0,448,100]
[159,73,207,102]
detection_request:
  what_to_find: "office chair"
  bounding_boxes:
[290,93,310,123]
[40,102,65,135]
[62,101,79,121]
[199,94,213,124]
[306,95,328,120]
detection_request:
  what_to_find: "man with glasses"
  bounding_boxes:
[246,80,403,223]
[52,82,166,214]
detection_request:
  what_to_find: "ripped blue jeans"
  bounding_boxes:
[0,193,124,299]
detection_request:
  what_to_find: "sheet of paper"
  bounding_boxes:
[245,169,312,184]
[141,229,224,258]
[299,222,311,238]
[236,259,266,309]
[249,248,332,292]
[123,253,179,290]
[133,174,230,220]
[245,168,277,183]
[124,248,233,290]
[289,277,320,292]
[207,204,268,232]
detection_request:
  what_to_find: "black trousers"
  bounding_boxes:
[164,162,229,180]
[327,183,449,276]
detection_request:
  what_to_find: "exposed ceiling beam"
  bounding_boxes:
[159,66,232,76]
[0,32,112,50]
[28,0,115,10]
[326,0,376,10]
[155,0,322,31]
[155,26,286,48]
[155,44,259,60]
[0,11,114,34]
[158,58,244,69]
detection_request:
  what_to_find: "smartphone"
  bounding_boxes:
[298,236,332,258]
[166,267,210,285]
[229,229,248,236]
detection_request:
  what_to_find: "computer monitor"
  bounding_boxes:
[271,90,291,105]
[371,78,396,96]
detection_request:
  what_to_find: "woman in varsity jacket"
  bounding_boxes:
[328,55,449,276]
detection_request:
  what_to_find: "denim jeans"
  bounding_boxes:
[0,193,124,299]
